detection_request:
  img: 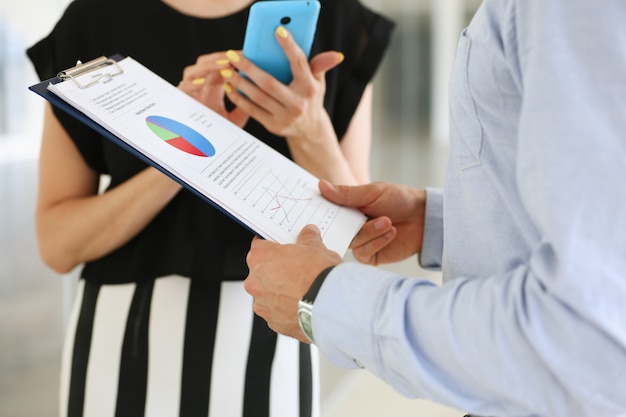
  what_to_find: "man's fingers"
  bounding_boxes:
[249,235,264,247]
[351,228,396,265]
[349,218,396,265]
[247,235,276,266]
[350,217,393,248]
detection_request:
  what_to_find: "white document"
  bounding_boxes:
[47,56,366,256]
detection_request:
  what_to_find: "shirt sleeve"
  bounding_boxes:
[312,1,626,416]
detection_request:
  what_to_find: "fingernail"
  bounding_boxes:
[337,52,345,63]
[305,224,320,233]
[223,82,232,94]
[323,180,337,191]
[276,26,288,39]
[191,78,205,85]
[374,219,387,231]
[220,69,233,79]
[216,58,230,66]
[226,50,240,63]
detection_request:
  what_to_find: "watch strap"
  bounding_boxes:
[302,266,335,303]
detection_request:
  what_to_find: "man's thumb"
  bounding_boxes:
[318,179,345,204]
[297,224,323,245]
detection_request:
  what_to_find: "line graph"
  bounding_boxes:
[233,166,336,232]
[257,172,313,224]
[254,172,315,225]
[266,187,313,223]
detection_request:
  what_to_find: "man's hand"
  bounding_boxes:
[244,224,343,343]
[319,180,426,265]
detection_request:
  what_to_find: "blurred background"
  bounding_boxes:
[0,0,480,415]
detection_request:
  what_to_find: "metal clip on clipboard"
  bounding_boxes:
[57,56,124,89]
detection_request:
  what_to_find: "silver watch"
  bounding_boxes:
[297,299,315,344]
[297,266,336,344]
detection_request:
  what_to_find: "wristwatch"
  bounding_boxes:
[297,266,335,344]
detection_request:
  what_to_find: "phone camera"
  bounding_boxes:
[280,16,291,25]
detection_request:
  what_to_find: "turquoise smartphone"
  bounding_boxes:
[242,0,321,85]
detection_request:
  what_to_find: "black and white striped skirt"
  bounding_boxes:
[60,276,319,417]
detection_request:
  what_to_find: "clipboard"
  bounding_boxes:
[28,54,366,256]
[27,54,252,235]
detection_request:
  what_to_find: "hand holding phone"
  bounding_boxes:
[242,0,321,85]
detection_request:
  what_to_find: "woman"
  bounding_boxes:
[27,0,394,416]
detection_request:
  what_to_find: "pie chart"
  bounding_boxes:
[145,115,216,157]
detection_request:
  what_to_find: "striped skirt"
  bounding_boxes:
[60,276,319,417]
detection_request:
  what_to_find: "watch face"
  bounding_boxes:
[298,303,315,343]
[298,310,312,332]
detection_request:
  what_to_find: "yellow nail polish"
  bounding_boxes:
[191,78,206,85]
[216,59,230,66]
[223,83,232,94]
[337,52,345,64]
[220,69,233,78]
[276,26,288,39]
[226,50,240,63]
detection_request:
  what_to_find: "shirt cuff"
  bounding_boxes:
[311,262,438,391]
[311,262,402,370]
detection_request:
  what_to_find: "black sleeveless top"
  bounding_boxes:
[27,0,394,284]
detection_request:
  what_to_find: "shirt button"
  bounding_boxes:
[353,359,365,369]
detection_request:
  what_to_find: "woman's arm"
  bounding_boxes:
[36,103,182,273]
[283,83,372,185]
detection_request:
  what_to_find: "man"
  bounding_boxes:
[244,0,626,416]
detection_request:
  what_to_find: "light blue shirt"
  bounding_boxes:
[312,1,626,416]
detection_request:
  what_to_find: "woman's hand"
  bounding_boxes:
[219,26,344,140]
[179,51,250,128]
[220,26,364,184]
